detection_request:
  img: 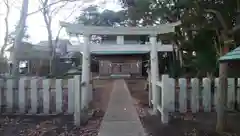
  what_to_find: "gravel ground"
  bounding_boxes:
[0,79,113,136]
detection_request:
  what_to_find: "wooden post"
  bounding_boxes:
[161,75,174,123]
[202,78,211,112]
[191,78,200,113]
[68,78,74,114]
[214,78,219,109]
[81,35,90,109]
[117,36,124,44]
[147,68,152,107]
[55,79,63,113]
[150,35,159,114]
[227,78,235,110]
[179,78,187,113]
[6,79,13,112]
[30,78,38,114]
[43,79,50,114]
[74,75,81,126]
[19,77,26,113]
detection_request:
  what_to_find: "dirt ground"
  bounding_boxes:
[0,79,113,136]
[126,79,240,136]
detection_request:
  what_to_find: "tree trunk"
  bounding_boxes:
[216,62,228,132]
[216,36,229,132]
[178,50,183,67]
[47,25,53,75]
[12,0,29,77]
[40,0,54,75]
[54,27,63,46]
[1,0,10,56]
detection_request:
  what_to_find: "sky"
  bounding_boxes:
[0,0,122,46]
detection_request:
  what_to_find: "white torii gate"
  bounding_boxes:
[60,21,181,114]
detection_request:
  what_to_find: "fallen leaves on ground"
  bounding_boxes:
[0,109,104,136]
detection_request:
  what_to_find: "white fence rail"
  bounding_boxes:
[0,75,85,125]
[152,75,240,123]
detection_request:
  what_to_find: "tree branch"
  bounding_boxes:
[1,0,10,55]
[54,3,80,44]
[50,1,69,16]
[204,9,229,34]
[28,0,94,16]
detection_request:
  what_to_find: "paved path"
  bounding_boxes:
[98,79,146,136]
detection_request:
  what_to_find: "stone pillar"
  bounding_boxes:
[150,35,159,114]
[81,35,90,109]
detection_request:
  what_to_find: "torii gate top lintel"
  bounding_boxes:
[60,21,181,36]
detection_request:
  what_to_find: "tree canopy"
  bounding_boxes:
[76,6,127,26]
[120,0,240,77]
[75,0,240,77]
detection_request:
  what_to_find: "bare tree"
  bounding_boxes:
[10,0,99,76]
[12,0,29,77]
[39,0,95,75]
[54,3,82,45]
[38,0,71,75]
[1,0,10,56]
[11,0,84,76]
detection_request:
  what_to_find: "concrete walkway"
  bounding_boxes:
[98,79,146,136]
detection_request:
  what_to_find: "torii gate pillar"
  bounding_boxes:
[150,35,160,114]
[81,35,91,109]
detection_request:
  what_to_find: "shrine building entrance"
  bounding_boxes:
[97,55,143,76]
